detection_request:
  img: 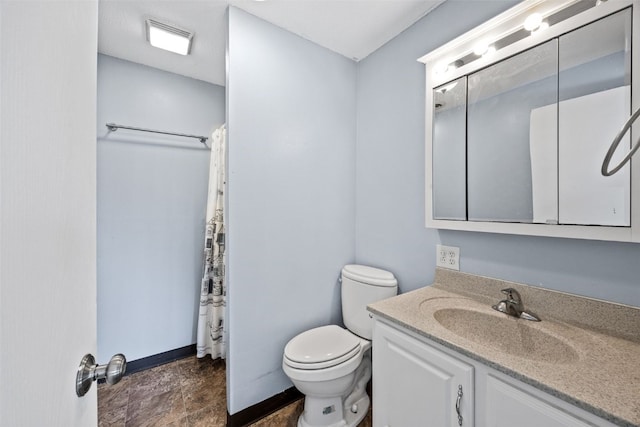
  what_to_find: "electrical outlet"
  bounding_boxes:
[436,245,459,270]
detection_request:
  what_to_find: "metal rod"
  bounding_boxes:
[106,123,208,144]
[601,106,640,176]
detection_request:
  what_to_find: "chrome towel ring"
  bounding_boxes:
[601,106,640,176]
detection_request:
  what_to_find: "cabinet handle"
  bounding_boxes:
[455,384,463,426]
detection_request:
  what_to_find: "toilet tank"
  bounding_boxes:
[341,264,398,340]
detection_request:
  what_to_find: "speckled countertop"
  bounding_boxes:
[367,269,640,427]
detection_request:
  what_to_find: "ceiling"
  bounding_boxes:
[98,0,444,86]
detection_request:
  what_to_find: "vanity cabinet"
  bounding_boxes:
[373,321,473,427]
[372,318,619,427]
[481,375,600,427]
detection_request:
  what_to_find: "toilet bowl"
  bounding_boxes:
[282,265,398,427]
[283,325,372,427]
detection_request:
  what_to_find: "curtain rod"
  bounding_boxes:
[106,123,208,145]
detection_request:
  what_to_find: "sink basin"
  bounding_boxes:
[433,308,579,364]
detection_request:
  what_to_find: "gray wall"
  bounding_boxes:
[97,55,225,362]
[355,0,640,306]
[226,7,357,414]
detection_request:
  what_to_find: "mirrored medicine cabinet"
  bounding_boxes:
[420,0,640,242]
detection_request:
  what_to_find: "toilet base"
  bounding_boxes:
[297,394,369,427]
[296,356,371,427]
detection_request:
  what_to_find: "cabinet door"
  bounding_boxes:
[557,8,632,227]
[483,374,593,427]
[373,321,474,427]
[467,39,559,224]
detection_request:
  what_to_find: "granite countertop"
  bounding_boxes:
[367,269,640,427]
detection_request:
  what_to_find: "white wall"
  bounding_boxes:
[1,1,99,425]
[97,55,225,361]
[226,7,357,414]
[356,0,640,307]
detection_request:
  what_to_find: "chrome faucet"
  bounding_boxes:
[492,288,540,321]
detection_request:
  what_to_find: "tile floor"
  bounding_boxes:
[98,356,372,427]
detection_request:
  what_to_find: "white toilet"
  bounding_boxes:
[282,264,398,427]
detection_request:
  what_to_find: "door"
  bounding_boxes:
[1,1,99,426]
[373,321,474,427]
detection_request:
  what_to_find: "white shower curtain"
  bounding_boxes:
[196,124,226,359]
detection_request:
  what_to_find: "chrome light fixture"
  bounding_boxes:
[146,19,193,55]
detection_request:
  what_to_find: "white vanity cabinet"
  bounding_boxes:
[372,318,619,427]
[372,320,474,427]
[479,374,603,427]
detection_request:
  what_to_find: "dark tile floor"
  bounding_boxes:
[98,356,372,427]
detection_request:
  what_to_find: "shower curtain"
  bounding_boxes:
[196,124,226,359]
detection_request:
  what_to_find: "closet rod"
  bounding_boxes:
[106,123,208,144]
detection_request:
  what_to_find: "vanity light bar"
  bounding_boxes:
[433,0,599,78]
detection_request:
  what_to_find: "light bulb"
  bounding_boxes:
[473,42,489,56]
[473,41,497,57]
[524,13,543,31]
[433,61,450,76]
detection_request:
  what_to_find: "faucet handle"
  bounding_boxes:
[500,288,521,303]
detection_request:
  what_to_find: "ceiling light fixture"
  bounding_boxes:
[146,19,193,55]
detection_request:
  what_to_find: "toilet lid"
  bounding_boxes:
[342,264,397,287]
[284,325,360,367]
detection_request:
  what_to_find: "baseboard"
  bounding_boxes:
[124,344,197,376]
[226,387,303,427]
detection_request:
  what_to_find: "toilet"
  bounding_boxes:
[282,264,398,427]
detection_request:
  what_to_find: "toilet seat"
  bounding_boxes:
[284,325,361,370]
[283,340,370,384]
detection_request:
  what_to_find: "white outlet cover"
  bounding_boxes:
[436,244,460,270]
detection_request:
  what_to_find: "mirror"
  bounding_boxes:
[428,4,633,234]
[467,39,558,223]
[433,77,467,220]
[557,8,631,226]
